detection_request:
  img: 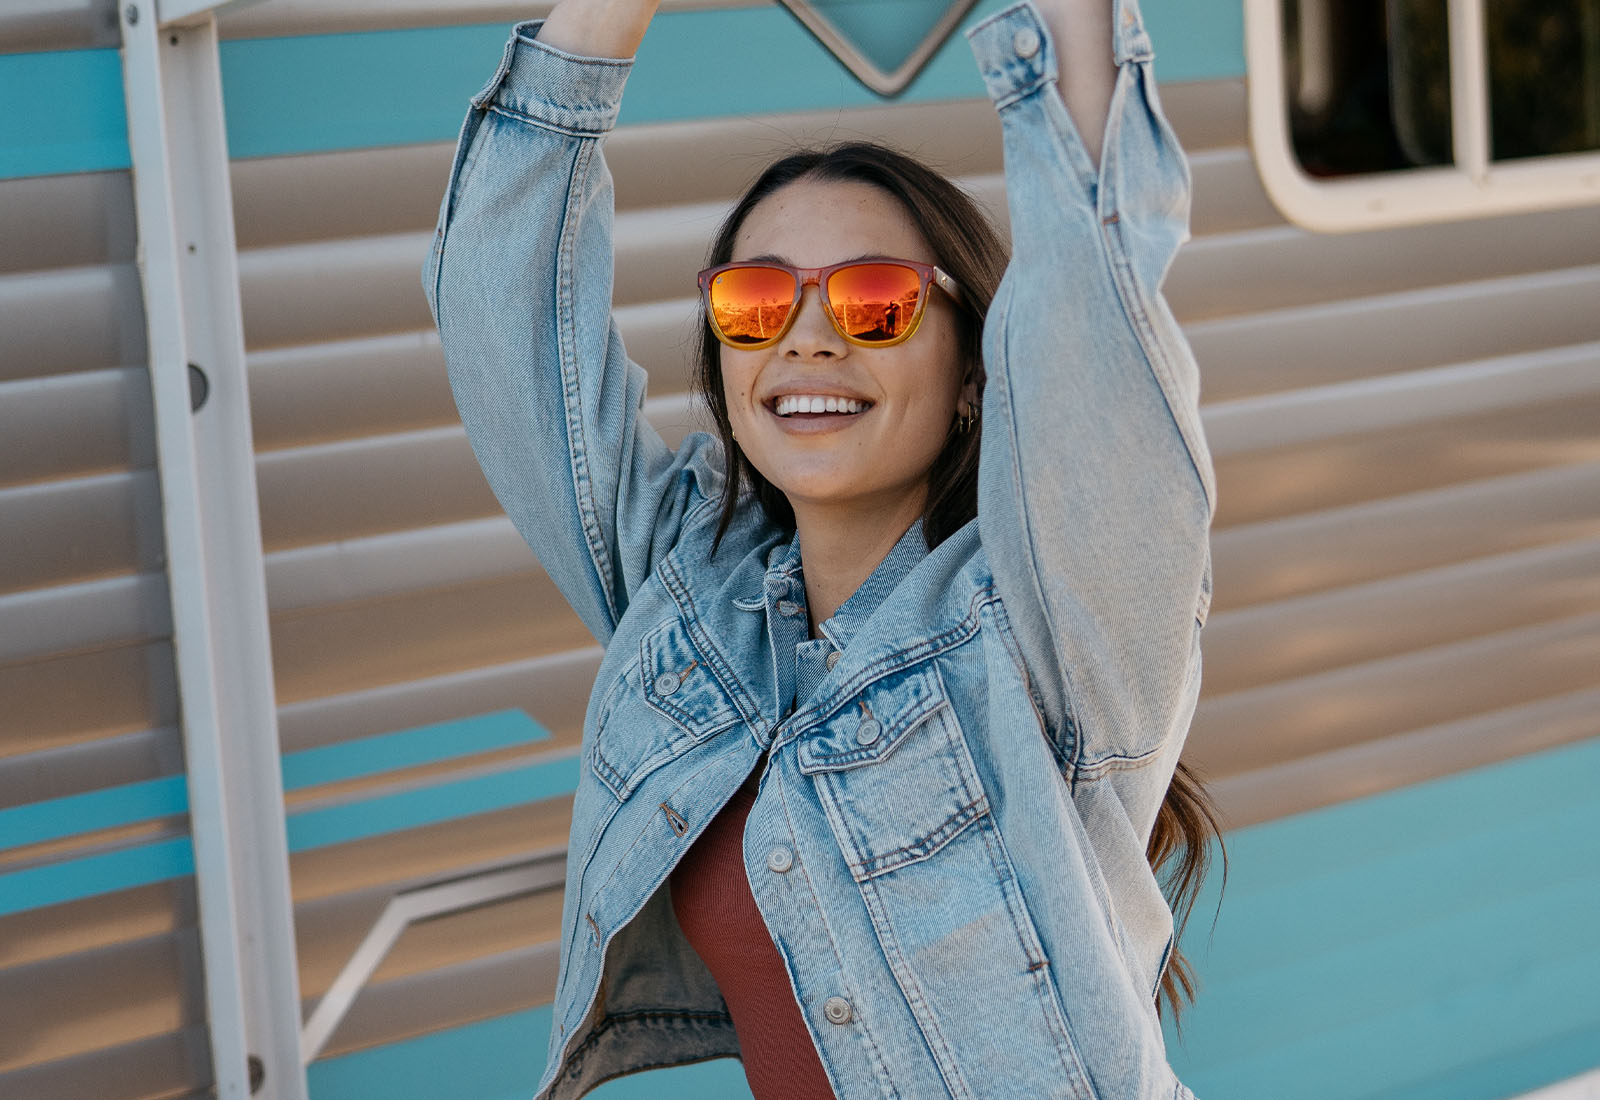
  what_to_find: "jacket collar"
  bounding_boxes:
[818,519,928,652]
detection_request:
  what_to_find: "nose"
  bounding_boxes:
[777,284,848,358]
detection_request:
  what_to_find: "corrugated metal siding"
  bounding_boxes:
[0,154,213,1097]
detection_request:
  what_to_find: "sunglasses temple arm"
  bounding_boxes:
[933,267,966,305]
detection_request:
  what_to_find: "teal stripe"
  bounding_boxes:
[0,710,574,914]
[0,48,129,178]
[0,836,193,918]
[0,774,188,851]
[280,708,551,792]
[0,710,554,854]
[307,1004,755,1099]
[285,754,581,852]
[0,0,1244,181]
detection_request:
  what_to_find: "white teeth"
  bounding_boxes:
[774,394,867,417]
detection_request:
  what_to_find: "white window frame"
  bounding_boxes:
[1245,0,1600,232]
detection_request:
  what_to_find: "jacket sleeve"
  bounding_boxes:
[968,0,1215,839]
[424,23,720,646]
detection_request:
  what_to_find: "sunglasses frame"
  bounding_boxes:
[697,258,965,351]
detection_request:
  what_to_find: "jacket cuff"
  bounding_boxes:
[470,20,632,136]
[966,0,1152,107]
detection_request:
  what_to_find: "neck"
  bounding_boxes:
[790,490,926,633]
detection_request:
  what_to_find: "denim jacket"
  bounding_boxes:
[425,2,1214,1096]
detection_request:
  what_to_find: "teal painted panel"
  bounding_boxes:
[1141,0,1244,82]
[1172,873,1600,1080]
[307,1004,755,1100]
[807,0,983,73]
[1163,735,1600,1100]
[280,708,551,791]
[0,0,1246,180]
[0,836,193,917]
[0,48,130,178]
[1180,792,1600,981]
[1202,736,1600,903]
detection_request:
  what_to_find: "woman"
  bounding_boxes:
[425,0,1220,1095]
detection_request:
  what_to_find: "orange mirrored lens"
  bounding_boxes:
[826,263,923,343]
[708,266,798,346]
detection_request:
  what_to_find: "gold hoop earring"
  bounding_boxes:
[957,402,979,433]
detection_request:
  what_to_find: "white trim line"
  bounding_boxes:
[121,6,306,1099]
[1512,1068,1600,1100]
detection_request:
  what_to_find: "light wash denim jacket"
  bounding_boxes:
[425,2,1214,1096]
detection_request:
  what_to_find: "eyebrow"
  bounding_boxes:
[738,252,894,266]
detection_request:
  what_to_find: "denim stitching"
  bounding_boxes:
[554,138,621,627]
[856,868,977,1100]
[976,812,1100,1100]
[658,552,767,732]
[852,795,988,880]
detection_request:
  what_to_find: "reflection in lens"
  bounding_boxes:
[711,266,797,345]
[827,263,923,343]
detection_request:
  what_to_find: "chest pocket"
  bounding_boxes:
[797,662,988,881]
[590,617,743,802]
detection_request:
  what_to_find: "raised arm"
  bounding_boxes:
[969,0,1215,838]
[425,0,717,645]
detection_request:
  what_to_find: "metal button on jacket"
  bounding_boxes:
[1013,26,1040,58]
[855,718,883,746]
[825,650,841,671]
[823,997,853,1025]
[653,672,680,696]
[777,599,804,618]
[765,846,794,873]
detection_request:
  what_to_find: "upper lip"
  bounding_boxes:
[761,382,874,408]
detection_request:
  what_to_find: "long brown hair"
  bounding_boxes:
[694,141,1225,1024]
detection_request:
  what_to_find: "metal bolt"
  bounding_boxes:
[125,4,139,24]
[188,364,209,413]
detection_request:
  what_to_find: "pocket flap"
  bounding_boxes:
[640,617,742,740]
[796,662,946,774]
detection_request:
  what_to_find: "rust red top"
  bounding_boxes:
[669,773,837,1100]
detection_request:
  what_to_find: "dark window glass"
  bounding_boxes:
[1282,0,1600,176]
[1283,0,1452,177]
[1487,0,1600,160]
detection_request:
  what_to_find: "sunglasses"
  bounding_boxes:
[697,259,965,350]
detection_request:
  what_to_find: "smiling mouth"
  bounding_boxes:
[771,394,871,417]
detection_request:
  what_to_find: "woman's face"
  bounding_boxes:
[720,177,970,521]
